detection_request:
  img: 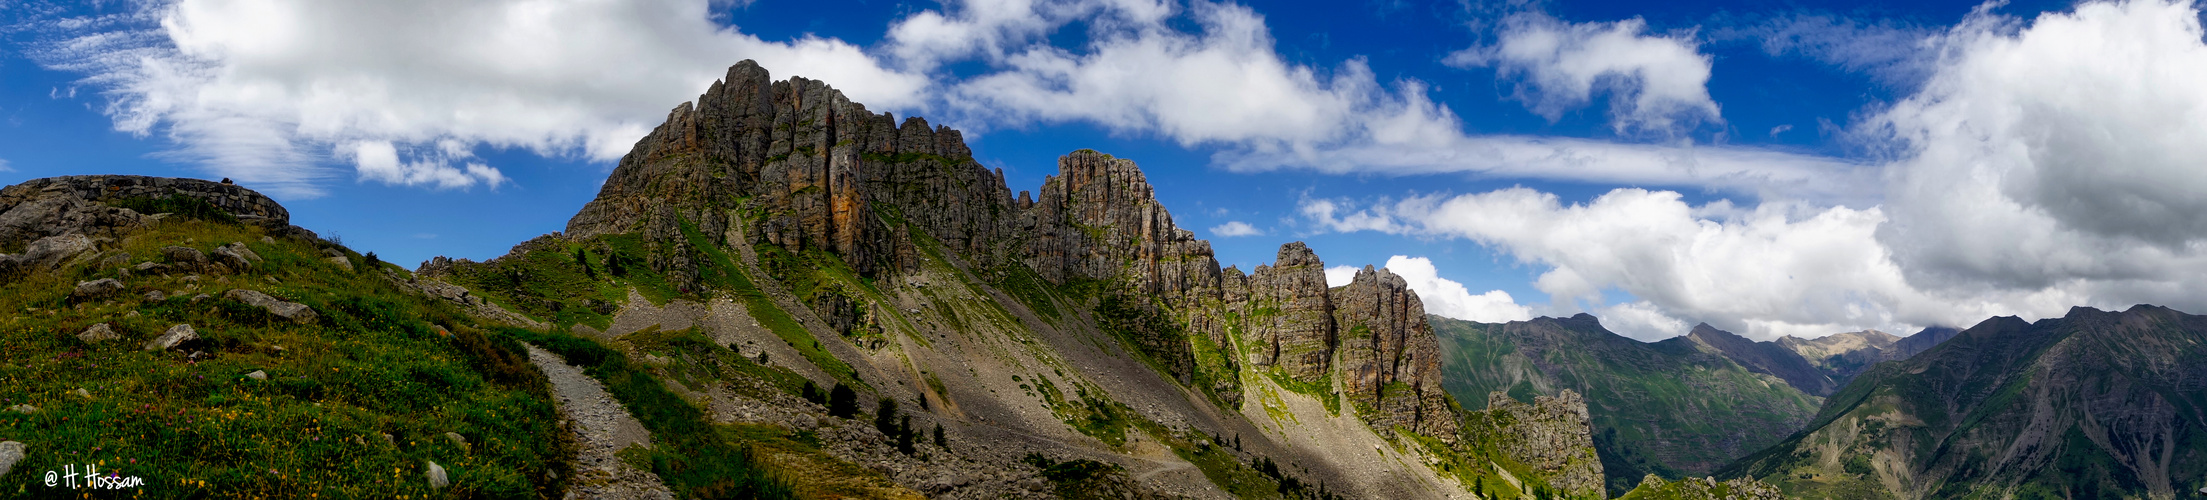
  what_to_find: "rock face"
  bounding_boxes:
[0,175,297,277]
[1331,266,1452,439]
[1477,390,1604,498]
[1237,243,1334,382]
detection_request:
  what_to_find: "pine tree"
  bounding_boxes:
[896,415,916,454]
[933,424,946,448]
[827,383,857,418]
[875,398,900,438]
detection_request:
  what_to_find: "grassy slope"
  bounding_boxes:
[0,218,567,498]
[1431,315,1820,493]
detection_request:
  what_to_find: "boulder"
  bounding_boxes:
[245,370,267,381]
[5,404,33,414]
[161,246,209,272]
[75,323,119,344]
[222,289,318,324]
[0,441,22,478]
[71,278,125,300]
[144,290,166,302]
[71,388,91,400]
[15,234,94,270]
[444,432,469,452]
[144,324,198,351]
[325,256,354,271]
[210,242,260,272]
[426,460,449,489]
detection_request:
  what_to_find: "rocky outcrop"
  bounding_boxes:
[1238,243,1334,382]
[1479,390,1603,498]
[224,289,319,324]
[1333,266,1454,440]
[552,60,1464,446]
[1623,475,1784,499]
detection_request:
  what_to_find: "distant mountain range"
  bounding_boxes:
[1724,305,2207,498]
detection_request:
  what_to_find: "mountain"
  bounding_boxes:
[1892,325,1959,359]
[1722,305,2207,499]
[1774,329,1899,387]
[1683,323,1838,397]
[0,62,1634,499]
[1432,314,1821,494]
[408,59,1601,498]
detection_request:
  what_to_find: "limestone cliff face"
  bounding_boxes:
[560,60,1459,442]
[1240,243,1334,382]
[1333,266,1453,440]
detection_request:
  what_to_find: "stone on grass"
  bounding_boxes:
[0,441,23,478]
[222,289,318,324]
[71,278,124,300]
[325,256,354,271]
[76,323,119,344]
[5,405,33,414]
[426,461,449,489]
[71,388,91,400]
[245,370,267,381]
[445,432,470,452]
[144,324,198,351]
[160,246,209,271]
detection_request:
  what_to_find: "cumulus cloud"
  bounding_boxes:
[917,1,1858,202]
[1875,0,2207,296]
[1447,13,1721,134]
[1301,188,1973,339]
[1208,220,1263,237]
[0,158,11,172]
[1381,256,1534,324]
[345,140,506,190]
[1296,0,2207,340]
[27,0,926,197]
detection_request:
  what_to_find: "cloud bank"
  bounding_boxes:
[25,0,926,197]
[1302,0,2207,340]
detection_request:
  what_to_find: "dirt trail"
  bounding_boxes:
[526,344,675,500]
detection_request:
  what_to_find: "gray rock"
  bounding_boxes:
[124,310,139,318]
[71,278,125,300]
[190,294,210,303]
[71,388,91,400]
[160,246,209,271]
[18,234,95,270]
[144,324,198,351]
[445,432,470,451]
[325,256,354,271]
[426,460,449,489]
[222,289,318,324]
[245,370,267,381]
[144,290,165,301]
[133,261,166,272]
[75,323,119,344]
[211,243,259,272]
[260,236,275,244]
[0,441,22,478]
[5,404,33,414]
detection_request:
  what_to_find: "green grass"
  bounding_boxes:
[498,327,795,499]
[0,218,568,498]
[677,219,867,391]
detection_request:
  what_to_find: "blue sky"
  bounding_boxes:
[7,0,2207,341]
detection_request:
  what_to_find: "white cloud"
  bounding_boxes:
[1712,13,1937,88]
[919,2,1855,201]
[1381,256,1534,324]
[1447,13,1721,135]
[28,0,927,198]
[1875,0,2207,297]
[1324,265,1359,288]
[1593,301,1687,341]
[0,158,11,172]
[345,140,506,190]
[1208,220,1263,237]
